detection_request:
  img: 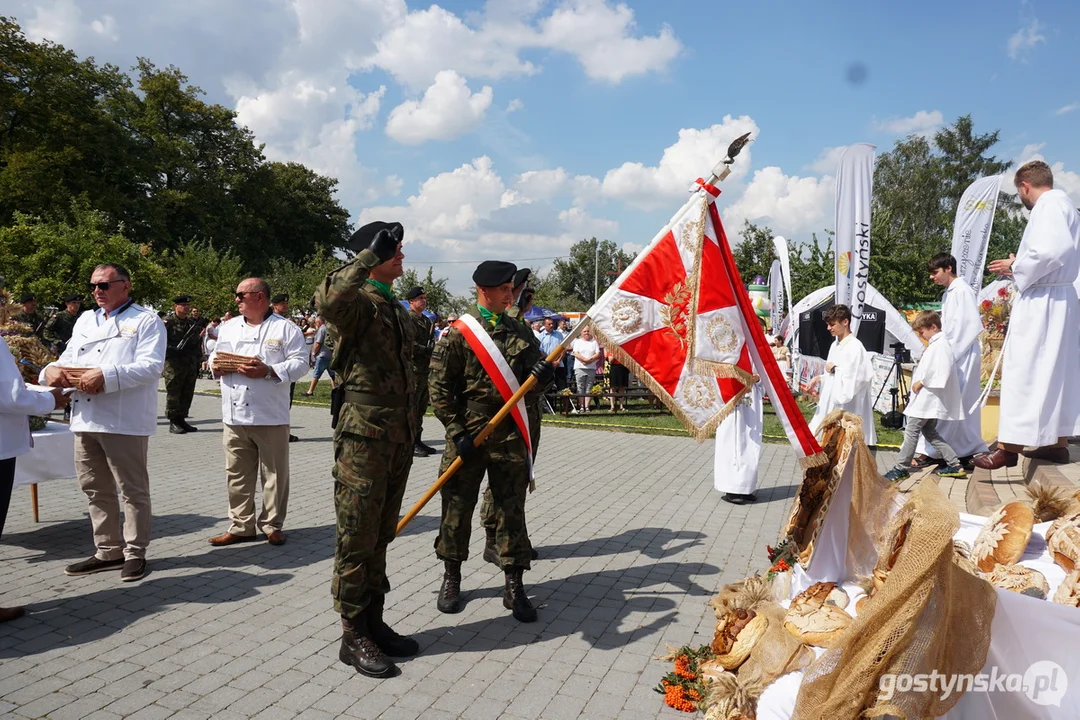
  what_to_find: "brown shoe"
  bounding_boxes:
[972,449,1019,470]
[208,532,259,546]
[265,529,286,546]
[1022,446,1071,463]
[0,606,25,622]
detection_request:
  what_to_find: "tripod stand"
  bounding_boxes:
[874,345,911,430]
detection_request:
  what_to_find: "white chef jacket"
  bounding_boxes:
[906,332,964,421]
[40,301,166,436]
[211,313,309,426]
[1,340,57,460]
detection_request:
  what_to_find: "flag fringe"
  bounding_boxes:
[586,320,743,443]
[689,357,755,385]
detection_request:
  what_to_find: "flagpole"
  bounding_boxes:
[396,323,585,535]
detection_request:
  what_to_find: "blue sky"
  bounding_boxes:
[4,0,1078,292]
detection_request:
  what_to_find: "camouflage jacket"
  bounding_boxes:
[164,313,205,363]
[429,306,544,443]
[315,249,416,444]
[42,310,79,349]
[408,310,435,376]
[12,310,46,335]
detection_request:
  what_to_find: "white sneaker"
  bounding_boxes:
[570,408,580,414]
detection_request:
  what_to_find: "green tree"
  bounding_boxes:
[548,238,635,307]
[394,267,465,318]
[788,232,834,304]
[732,220,777,283]
[263,248,343,313]
[161,240,245,318]
[0,202,167,305]
[531,270,583,312]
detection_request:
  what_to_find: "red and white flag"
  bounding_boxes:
[586,184,824,466]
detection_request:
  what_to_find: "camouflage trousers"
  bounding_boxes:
[436,434,532,570]
[480,419,540,531]
[163,358,199,421]
[332,434,413,619]
[413,371,430,435]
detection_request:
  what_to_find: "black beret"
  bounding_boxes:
[512,268,531,288]
[405,286,425,300]
[472,261,517,287]
[271,294,289,304]
[62,294,83,303]
[173,295,191,304]
[348,221,404,252]
[18,292,35,303]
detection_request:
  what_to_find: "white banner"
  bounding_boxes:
[769,259,784,334]
[834,143,875,335]
[772,236,793,331]
[950,175,1004,290]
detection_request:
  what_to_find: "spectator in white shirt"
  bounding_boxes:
[570,324,602,413]
[208,278,309,547]
[41,263,166,582]
[1,339,69,620]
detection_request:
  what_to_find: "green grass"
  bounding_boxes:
[252,381,904,448]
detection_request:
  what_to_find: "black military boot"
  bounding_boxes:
[503,568,537,623]
[339,614,395,678]
[169,420,187,434]
[416,434,437,455]
[437,560,462,614]
[413,441,431,458]
[367,594,419,657]
[482,528,499,566]
[178,419,199,432]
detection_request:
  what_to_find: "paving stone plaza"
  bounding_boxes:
[1,387,901,720]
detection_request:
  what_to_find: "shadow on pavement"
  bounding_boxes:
[0,569,293,658]
[418,559,719,655]
[1,513,224,562]
[536,527,705,560]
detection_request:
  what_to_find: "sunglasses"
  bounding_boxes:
[235,291,263,299]
[88,280,126,291]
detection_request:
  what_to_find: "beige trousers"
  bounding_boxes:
[223,424,290,536]
[74,433,152,561]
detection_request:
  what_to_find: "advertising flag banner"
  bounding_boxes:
[950,175,1004,290]
[834,143,876,334]
[769,259,784,334]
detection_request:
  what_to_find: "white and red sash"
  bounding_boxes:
[453,313,534,480]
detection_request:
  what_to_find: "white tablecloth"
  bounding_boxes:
[13,421,76,487]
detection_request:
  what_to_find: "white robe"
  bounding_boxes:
[809,334,877,446]
[917,278,987,456]
[713,384,763,495]
[906,333,964,420]
[999,188,1080,447]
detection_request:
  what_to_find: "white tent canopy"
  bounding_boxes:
[784,283,924,361]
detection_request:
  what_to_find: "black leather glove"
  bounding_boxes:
[453,432,480,462]
[369,228,399,264]
[530,359,555,386]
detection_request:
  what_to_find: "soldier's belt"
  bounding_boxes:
[343,390,410,408]
[466,400,503,415]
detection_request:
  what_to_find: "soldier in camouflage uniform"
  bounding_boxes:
[404,286,437,457]
[163,296,205,434]
[13,293,47,338]
[429,261,555,623]
[480,268,541,563]
[42,294,83,355]
[315,221,419,679]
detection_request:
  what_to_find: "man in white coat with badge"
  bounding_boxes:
[41,263,165,582]
[975,161,1080,469]
[208,278,309,547]
[714,378,763,505]
[912,253,987,469]
[807,304,877,446]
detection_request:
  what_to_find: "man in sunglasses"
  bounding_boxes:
[40,264,166,582]
[207,279,308,548]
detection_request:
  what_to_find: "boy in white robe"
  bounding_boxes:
[976,161,1080,469]
[714,379,763,505]
[807,304,878,446]
[885,312,967,481]
[913,254,988,468]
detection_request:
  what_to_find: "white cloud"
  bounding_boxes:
[535,0,681,83]
[385,70,493,145]
[807,146,850,174]
[1056,101,1079,116]
[1007,19,1045,61]
[600,115,760,209]
[24,0,119,44]
[723,167,835,238]
[874,110,943,136]
[1010,144,1080,201]
[506,98,525,113]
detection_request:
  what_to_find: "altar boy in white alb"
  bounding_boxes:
[714,379,763,505]
[914,253,987,468]
[807,304,877,446]
[885,312,967,482]
[208,278,309,547]
[976,161,1080,469]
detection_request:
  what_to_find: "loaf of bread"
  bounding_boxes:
[984,563,1049,599]
[710,608,767,670]
[973,502,1035,572]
